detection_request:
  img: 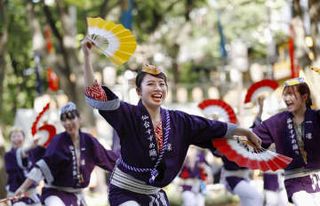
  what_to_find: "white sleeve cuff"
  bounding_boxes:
[85,95,120,111]
[27,167,44,183]
[225,123,238,138]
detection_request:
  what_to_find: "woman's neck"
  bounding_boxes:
[293,106,307,124]
[70,131,80,145]
[144,105,161,123]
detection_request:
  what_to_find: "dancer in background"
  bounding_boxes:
[15,102,118,206]
[213,153,263,206]
[4,128,43,206]
[252,95,288,206]
[179,147,211,206]
[81,37,261,206]
[253,78,320,206]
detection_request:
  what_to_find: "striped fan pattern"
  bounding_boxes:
[198,99,292,171]
[212,138,292,171]
[87,17,137,65]
[198,99,237,124]
[244,79,279,104]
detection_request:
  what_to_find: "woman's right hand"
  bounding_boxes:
[81,37,93,57]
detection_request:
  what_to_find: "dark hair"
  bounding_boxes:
[283,82,312,108]
[60,110,80,121]
[135,72,167,89]
[9,128,25,139]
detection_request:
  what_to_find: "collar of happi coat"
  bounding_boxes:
[137,100,172,183]
[137,100,171,159]
[65,130,85,185]
[285,109,313,167]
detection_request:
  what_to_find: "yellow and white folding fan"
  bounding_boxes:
[86,17,137,65]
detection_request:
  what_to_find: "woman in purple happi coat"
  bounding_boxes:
[253,77,320,206]
[252,95,288,206]
[4,127,44,206]
[15,102,119,206]
[81,37,262,206]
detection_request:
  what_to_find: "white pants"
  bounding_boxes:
[119,201,141,206]
[8,189,41,206]
[264,189,288,206]
[181,190,205,206]
[232,180,263,206]
[292,191,320,206]
[44,196,65,206]
[12,203,41,206]
[43,192,86,206]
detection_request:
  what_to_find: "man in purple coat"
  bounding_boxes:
[14,102,118,206]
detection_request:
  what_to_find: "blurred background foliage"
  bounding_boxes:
[0,0,319,130]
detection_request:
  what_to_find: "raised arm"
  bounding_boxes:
[81,37,95,87]
[81,37,107,101]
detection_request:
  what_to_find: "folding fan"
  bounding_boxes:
[198,99,292,171]
[310,66,320,74]
[86,17,137,65]
[212,137,292,171]
[31,103,56,148]
[198,99,237,124]
[0,192,28,204]
[244,79,279,104]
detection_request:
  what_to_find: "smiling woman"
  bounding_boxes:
[81,37,262,206]
[253,77,320,206]
[135,64,168,112]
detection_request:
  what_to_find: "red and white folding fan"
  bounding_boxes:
[198,99,237,124]
[244,79,279,104]
[198,99,292,171]
[212,137,292,171]
[86,17,137,66]
[31,103,56,148]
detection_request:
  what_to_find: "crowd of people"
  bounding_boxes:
[1,36,320,206]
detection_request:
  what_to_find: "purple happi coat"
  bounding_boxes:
[86,86,232,205]
[253,109,320,170]
[5,146,45,192]
[5,148,30,193]
[253,109,320,199]
[5,146,45,204]
[35,131,118,188]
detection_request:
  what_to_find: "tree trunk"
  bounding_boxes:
[292,0,303,17]
[309,0,320,60]
[0,0,9,197]
[0,0,8,124]
[58,1,95,126]
[42,0,95,126]
[169,44,180,103]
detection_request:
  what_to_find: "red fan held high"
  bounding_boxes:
[244,79,279,104]
[198,99,292,171]
[31,103,56,147]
